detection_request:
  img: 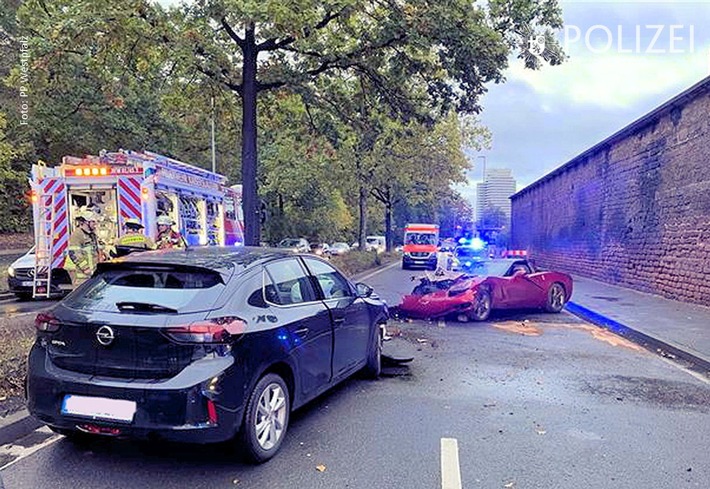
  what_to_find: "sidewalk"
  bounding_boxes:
[566,275,710,373]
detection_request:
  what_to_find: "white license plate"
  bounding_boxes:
[21,281,34,286]
[61,395,136,422]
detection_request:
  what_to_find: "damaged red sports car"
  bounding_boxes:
[399,259,573,322]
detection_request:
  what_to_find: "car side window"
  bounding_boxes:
[302,258,354,300]
[264,259,316,306]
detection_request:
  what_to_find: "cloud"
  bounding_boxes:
[508,49,708,109]
[453,0,710,199]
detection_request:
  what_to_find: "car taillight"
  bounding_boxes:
[163,317,246,344]
[35,313,60,332]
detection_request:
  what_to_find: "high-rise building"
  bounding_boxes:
[476,168,517,226]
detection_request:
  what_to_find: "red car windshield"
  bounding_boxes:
[464,260,514,277]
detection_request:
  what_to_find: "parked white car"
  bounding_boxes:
[277,238,310,253]
[6,247,73,300]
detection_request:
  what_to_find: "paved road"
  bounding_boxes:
[0,295,58,316]
[2,264,709,488]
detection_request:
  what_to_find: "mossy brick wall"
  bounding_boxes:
[511,79,710,306]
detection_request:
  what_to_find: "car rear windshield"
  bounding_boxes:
[63,267,225,313]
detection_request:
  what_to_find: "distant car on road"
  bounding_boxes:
[399,258,573,322]
[328,242,350,256]
[452,245,488,272]
[277,238,310,253]
[6,247,73,300]
[365,236,386,253]
[309,242,330,256]
[26,247,388,463]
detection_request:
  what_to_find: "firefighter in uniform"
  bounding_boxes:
[156,215,184,249]
[114,218,155,254]
[65,210,100,285]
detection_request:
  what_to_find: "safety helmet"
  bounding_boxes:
[76,209,97,222]
[124,217,144,228]
[156,215,174,226]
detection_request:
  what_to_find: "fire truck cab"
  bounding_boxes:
[28,150,244,298]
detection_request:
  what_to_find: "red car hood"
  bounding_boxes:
[399,274,484,319]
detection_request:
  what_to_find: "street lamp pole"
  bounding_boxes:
[210,96,216,173]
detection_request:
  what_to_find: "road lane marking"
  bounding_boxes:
[657,356,709,384]
[441,437,462,489]
[0,427,61,471]
[356,260,400,282]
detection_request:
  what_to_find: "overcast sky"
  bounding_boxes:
[458,0,710,207]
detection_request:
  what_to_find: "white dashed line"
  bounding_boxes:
[441,437,462,489]
[356,260,401,283]
[0,427,61,471]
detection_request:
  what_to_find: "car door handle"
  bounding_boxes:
[294,327,309,338]
[333,317,345,325]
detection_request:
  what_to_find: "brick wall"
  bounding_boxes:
[511,77,710,306]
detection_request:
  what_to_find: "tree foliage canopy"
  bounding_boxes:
[1,0,565,240]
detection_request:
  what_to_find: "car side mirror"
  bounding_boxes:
[356,282,374,298]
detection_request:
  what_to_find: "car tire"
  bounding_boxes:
[363,324,383,379]
[401,261,409,270]
[240,373,290,464]
[15,292,32,301]
[545,283,566,313]
[468,290,491,322]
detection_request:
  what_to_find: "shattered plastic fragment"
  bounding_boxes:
[316,465,327,472]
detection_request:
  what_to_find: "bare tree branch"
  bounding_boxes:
[220,17,245,50]
[256,7,348,52]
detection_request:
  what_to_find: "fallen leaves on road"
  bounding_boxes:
[416,338,428,343]
[504,482,515,488]
[491,319,644,352]
[316,465,327,472]
[492,321,542,336]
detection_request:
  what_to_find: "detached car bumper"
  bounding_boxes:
[26,344,243,444]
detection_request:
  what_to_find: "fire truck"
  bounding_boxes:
[401,223,440,270]
[28,150,244,298]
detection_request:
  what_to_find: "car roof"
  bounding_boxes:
[98,246,298,275]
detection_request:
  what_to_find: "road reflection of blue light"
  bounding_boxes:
[276,327,300,349]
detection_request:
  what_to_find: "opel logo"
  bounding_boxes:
[96,326,115,346]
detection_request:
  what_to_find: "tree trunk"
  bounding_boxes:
[241,23,260,246]
[385,202,392,252]
[358,185,367,250]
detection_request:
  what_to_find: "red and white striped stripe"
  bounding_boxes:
[39,178,69,268]
[117,176,142,227]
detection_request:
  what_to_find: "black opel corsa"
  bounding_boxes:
[26,247,388,462]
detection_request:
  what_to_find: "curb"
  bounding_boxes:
[566,301,710,377]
